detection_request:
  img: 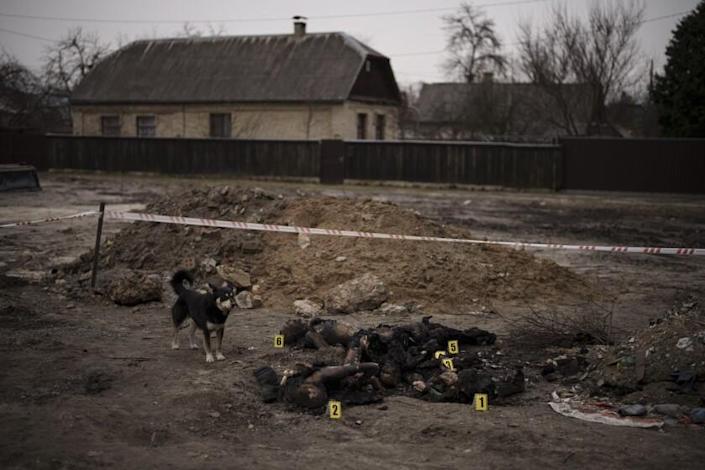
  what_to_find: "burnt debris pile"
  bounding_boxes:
[256,317,525,410]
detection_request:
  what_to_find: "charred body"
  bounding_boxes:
[256,316,525,410]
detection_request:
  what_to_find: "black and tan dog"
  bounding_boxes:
[170,270,237,363]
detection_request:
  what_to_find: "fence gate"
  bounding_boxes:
[319,139,345,184]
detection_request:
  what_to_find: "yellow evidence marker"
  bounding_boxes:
[328,400,342,419]
[274,335,285,348]
[447,340,459,355]
[434,350,447,359]
[441,358,456,371]
[474,393,489,411]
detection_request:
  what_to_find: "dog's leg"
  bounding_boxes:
[188,321,199,349]
[171,326,180,350]
[203,330,215,363]
[215,328,226,361]
[171,299,188,350]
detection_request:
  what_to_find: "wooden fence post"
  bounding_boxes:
[90,202,106,289]
[319,139,345,184]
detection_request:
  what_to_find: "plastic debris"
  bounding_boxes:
[548,393,663,429]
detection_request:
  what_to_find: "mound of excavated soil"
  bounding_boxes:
[588,298,705,404]
[78,185,594,313]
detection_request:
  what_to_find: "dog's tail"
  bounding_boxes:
[170,270,194,296]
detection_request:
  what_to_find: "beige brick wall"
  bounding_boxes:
[72,101,399,140]
[332,102,399,140]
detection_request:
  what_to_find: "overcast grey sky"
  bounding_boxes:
[0,0,699,85]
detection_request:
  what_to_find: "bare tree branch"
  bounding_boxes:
[177,22,226,38]
[442,2,507,83]
[42,27,112,96]
[0,50,66,130]
[517,0,644,134]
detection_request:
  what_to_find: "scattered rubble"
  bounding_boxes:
[652,403,684,418]
[586,299,705,403]
[542,299,705,428]
[297,233,311,249]
[374,302,412,316]
[106,271,162,306]
[293,298,324,318]
[618,404,647,417]
[216,265,252,289]
[691,408,705,424]
[235,291,255,309]
[324,273,389,314]
[676,336,694,351]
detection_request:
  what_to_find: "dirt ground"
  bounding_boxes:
[1,172,704,469]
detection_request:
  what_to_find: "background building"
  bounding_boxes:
[70,21,401,140]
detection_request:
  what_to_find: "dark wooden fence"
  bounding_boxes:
[49,136,320,177]
[0,130,48,169]
[0,134,320,178]
[1,132,703,193]
[561,137,705,193]
[345,140,561,189]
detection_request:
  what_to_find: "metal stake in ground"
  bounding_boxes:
[91,202,106,289]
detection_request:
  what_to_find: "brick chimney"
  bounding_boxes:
[293,16,307,37]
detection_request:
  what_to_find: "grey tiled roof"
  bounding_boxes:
[72,32,390,104]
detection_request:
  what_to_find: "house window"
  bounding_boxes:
[357,113,368,139]
[365,60,371,72]
[375,114,385,140]
[100,115,120,136]
[136,115,156,137]
[209,113,232,138]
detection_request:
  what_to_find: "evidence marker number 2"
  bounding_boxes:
[329,400,342,419]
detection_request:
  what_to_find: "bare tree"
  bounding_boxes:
[443,2,506,83]
[1,51,41,95]
[43,27,111,96]
[518,1,644,134]
[177,22,226,38]
[206,23,226,37]
[179,22,203,38]
[0,50,71,130]
[1,51,44,126]
[399,84,421,139]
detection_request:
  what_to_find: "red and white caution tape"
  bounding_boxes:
[105,211,705,256]
[0,210,98,228]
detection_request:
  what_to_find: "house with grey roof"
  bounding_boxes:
[414,79,593,141]
[71,20,401,140]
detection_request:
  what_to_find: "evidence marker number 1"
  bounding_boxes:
[274,335,285,348]
[329,400,342,419]
[474,393,488,412]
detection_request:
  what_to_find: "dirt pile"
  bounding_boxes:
[537,298,705,422]
[70,185,593,312]
[587,298,705,405]
[259,196,594,312]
